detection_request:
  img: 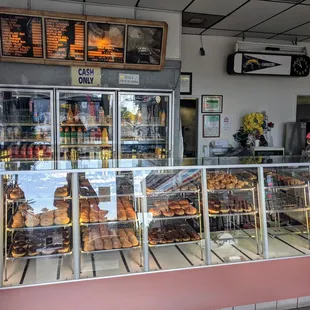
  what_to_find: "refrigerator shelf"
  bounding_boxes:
[122,140,166,145]
[60,143,112,148]
[0,123,51,127]
[60,123,112,127]
[122,123,166,127]
[0,139,51,143]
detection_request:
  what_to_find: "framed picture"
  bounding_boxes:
[203,114,220,138]
[201,95,223,113]
[125,21,168,70]
[180,72,192,95]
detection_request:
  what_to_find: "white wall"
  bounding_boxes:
[0,0,181,60]
[181,34,310,157]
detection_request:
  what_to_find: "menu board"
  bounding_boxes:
[87,22,124,63]
[0,14,43,58]
[45,18,85,61]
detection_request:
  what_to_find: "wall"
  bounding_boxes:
[181,35,310,157]
[0,0,181,60]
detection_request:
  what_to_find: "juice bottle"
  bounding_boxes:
[102,128,109,144]
[97,128,102,144]
[71,127,77,145]
[67,105,74,123]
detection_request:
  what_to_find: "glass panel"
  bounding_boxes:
[206,168,261,264]
[3,172,73,287]
[263,166,310,258]
[138,168,204,271]
[120,93,169,159]
[58,92,114,161]
[0,89,53,163]
[79,171,143,278]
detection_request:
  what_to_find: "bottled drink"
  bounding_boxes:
[67,105,74,123]
[132,148,137,159]
[90,129,96,144]
[64,127,70,145]
[158,110,162,126]
[84,128,90,144]
[160,110,166,126]
[77,127,83,144]
[162,148,166,159]
[102,128,109,144]
[71,127,77,145]
[27,144,33,159]
[60,127,65,144]
[97,128,102,144]
[20,145,27,159]
[99,107,105,124]
[45,146,52,159]
[89,148,95,159]
[74,103,80,123]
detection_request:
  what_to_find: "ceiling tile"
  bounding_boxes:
[182,27,205,34]
[138,0,191,11]
[286,22,310,35]
[211,0,292,31]
[251,5,310,33]
[203,29,241,36]
[85,0,137,5]
[185,0,248,15]
[271,33,308,41]
[237,31,275,38]
[302,0,310,3]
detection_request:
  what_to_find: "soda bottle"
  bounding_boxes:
[77,127,83,144]
[71,127,77,145]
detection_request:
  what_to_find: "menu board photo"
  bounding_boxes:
[45,18,85,61]
[87,22,125,63]
[0,14,43,58]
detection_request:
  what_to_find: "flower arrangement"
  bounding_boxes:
[234,111,274,148]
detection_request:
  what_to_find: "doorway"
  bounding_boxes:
[180,98,198,158]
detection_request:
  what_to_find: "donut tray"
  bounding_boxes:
[151,214,201,221]
[146,189,199,196]
[80,219,137,226]
[264,184,307,190]
[208,211,257,218]
[149,239,202,248]
[7,249,72,260]
[81,245,140,254]
[207,186,255,194]
[7,223,72,232]
[6,196,72,203]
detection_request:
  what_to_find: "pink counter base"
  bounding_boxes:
[1,256,310,310]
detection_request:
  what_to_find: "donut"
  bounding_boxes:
[129,235,139,247]
[162,209,174,217]
[9,187,24,200]
[149,208,161,217]
[54,186,68,198]
[178,199,189,205]
[54,201,70,209]
[41,248,56,255]
[25,217,40,227]
[13,241,27,249]
[185,206,197,215]
[54,216,70,225]
[57,246,70,254]
[28,247,39,256]
[174,208,185,216]
[12,248,26,258]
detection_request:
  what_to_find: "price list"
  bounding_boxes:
[0,14,43,58]
[45,18,85,61]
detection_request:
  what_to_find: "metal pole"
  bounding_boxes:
[71,172,80,279]
[141,176,149,272]
[257,167,269,259]
[0,176,3,287]
[202,169,212,265]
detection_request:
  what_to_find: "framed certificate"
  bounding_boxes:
[202,95,223,113]
[203,114,220,138]
[180,72,192,95]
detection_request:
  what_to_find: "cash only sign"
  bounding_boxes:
[71,66,101,86]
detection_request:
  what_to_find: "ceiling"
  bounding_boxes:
[55,0,310,41]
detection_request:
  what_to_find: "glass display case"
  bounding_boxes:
[2,157,310,288]
[0,88,54,162]
[56,90,116,162]
[118,92,172,160]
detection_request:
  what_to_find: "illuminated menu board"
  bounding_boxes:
[87,22,125,63]
[0,14,43,58]
[45,18,85,61]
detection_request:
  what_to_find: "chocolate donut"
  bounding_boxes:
[12,247,26,258]
[13,241,27,249]
[28,246,39,256]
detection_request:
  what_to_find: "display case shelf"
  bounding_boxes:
[60,144,112,148]
[122,140,166,145]
[209,211,257,218]
[149,240,202,248]
[207,187,255,193]
[60,123,112,127]
[147,189,199,196]
[0,139,51,143]
[0,123,51,127]
[80,220,137,226]
[6,250,72,260]
[151,214,200,221]
[265,184,307,190]
[7,223,72,232]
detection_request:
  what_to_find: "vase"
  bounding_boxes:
[266,131,273,146]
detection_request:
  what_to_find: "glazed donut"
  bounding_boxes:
[185,206,197,215]
[25,217,40,227]
[40,218,54,227]
[54,216,70,225]
[9,187,24,199]
[162,209,174,217]
[149,208,161,217]
[54,201,70,209]
[178,199,189,205]
[54,186,68,198]
[174,208,185,216]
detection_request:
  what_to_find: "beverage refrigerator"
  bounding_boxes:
[55,90,117,163]
[118,92,173,159]
[0,88,54,162]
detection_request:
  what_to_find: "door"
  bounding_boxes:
[180,98,198,158]
[56,90,116,163]
[0,88,54,162]
[118,92,172,160]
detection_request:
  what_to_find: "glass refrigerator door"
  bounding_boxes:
[56,91,116,163]
[0,89,54,162]
[119,92,171,159]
